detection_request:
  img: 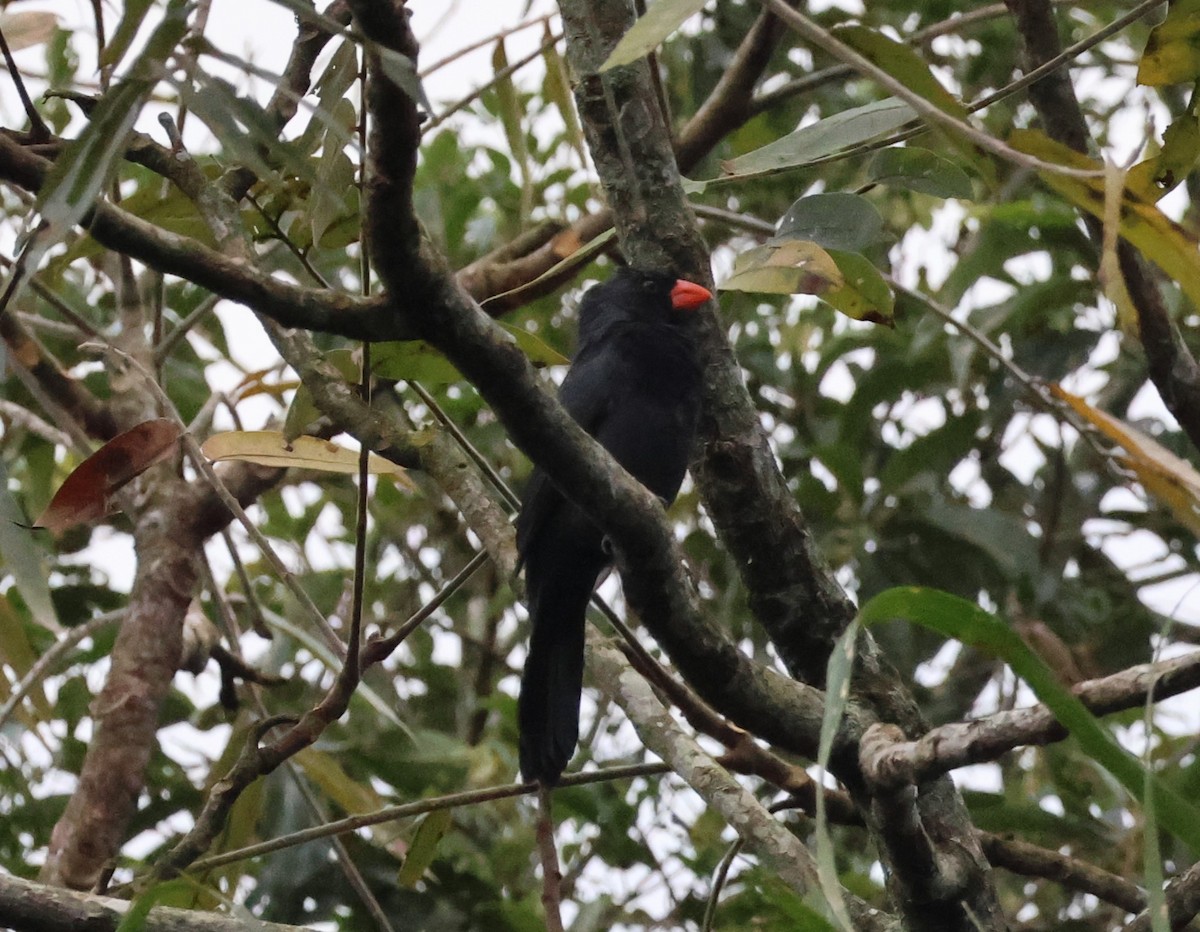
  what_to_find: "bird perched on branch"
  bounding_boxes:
[516,266,712,785]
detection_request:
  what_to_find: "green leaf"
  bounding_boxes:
[721,241,842,296]
[773,193,884,253]
[373,44,432,113]
[868,147,973,199]
[492,40,530,175]
[33,80,145,245]
[816,622,859,930]
[858,587,1200,856]
[506,324,569,367]
[834,25,992,184]
[600,0,708,72]
[373,341,465,384]
[918,499,1040,582]
[720,98,917,179]
[1138,0,1200,86]
[833,25,967,120]
[98,0,153,70]
[0,462,61,634]
[178,73,317,186]
[49,180,217,272]
[311,102,358,248]
[821,250,894,325]
[0,594,53,718]
[542,29,587,165]
[398,809,453,887]
[115,879,194,932]
[283,348,361,439]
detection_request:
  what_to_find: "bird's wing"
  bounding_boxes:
[515,343,618,562]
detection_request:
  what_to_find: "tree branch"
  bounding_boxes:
[861,650,1200,791]
[0,137,403,342]
[0,872,306,932]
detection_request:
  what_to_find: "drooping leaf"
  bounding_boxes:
[1010,129,1200,313]
[397,809,453,887]
[98,0,153,70]
[0,595,53,717]
[821,250,894,325]
[816,622,859,930]
[1051,384,1200,536]
[35,419,182,533]
[0,463,61,633]
[372,44,432,113]
[296,747,387,817]
[600,0,708,72]
[492,39,531,218]
[311,102,359,248]
[542,28,587,165]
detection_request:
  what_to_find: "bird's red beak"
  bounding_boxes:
[670,279,713,311]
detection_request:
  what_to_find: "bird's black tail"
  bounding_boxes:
[518,565,600,785]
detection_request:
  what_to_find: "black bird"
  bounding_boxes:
[516,266,712,785]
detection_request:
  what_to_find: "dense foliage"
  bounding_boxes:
[1,0,1199,930]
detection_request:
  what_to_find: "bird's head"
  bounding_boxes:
[578,267,712,342]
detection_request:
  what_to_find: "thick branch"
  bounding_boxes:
[0,872,305,932]
[589,638,901,932]
[979,832,1146,914]
[41,463,282,890]
[0,136,403,342]
[347,0,842,766]
[861,650,1200,791]
[557,2,1008,929]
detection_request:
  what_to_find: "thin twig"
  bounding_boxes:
[187,760,675,874]
[424,32,561,132]
[0,23,50,140]
[0,612,123,732]
[536,787,566,932]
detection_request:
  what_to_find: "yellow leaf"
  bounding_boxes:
[1138,0,1200,86]
[721,241,843,295]
[201,431,415,488]
[1051,385,1200,535]
[1010,129,1200,314]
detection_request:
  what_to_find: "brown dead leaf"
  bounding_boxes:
[35,418,182,533]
